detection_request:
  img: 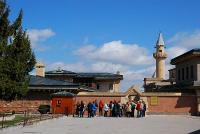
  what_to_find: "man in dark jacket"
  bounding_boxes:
[87,102,92,118]
[80,101,85,117]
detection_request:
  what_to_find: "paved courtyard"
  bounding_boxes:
[1,115,200,134]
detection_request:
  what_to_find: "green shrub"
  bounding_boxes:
[12,110,15,115]
[38,105,50,114]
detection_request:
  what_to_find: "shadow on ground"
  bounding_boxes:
[189,129,200,134]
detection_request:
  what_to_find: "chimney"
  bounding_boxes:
[36,62,45,77]
[116,71,120,75]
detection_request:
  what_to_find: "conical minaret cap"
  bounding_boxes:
[156,33,165,46]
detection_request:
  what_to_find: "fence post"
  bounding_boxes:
[1,113,4,128]
[23,110,27,127]
[40,113,42,121]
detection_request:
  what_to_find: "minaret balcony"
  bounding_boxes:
[153,53,167,59]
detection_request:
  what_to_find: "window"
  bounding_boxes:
[56,100,61,107]
[109,84,113,90]
[190,65,194,79]
[186,67,189,80]
[57,100,61,105]
[182,68,184,80]
[96,84,100,90]
[85,83,89,86]
[89,83,92,87]
[178,69,181,81]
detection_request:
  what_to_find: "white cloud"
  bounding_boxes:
[76,41,153,65]
[27,28,55,51]
[90,62,127,73]
[166,46,187,61]
[167,30,200,48]
[47,62,87,72]
[164,30,200,79]
[165,30,200,72]
[28,29,55,43]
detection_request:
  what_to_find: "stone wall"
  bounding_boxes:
[0,91,198,115]
[143,93,197,115]
[0,100,50,113]
[196,90,200,115]
[75,96,121,104]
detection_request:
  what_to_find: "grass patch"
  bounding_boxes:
[0,115,25,127]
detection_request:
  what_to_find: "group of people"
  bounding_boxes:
[75,99,146,118]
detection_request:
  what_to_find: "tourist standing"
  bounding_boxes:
[131,101,136,117]
[87,101,92,118]
[76,101,81,117]
[94,100,98,116]
[109,101,113,117]
[122,104,126,117]
[80,101,85,117]
[99,100,104,116]
[141,101,146,117]
[140,100,144,117]
[104,103,109,117]
[92,101,97,117]
[112,101,117,117]
[119,102,123,117]
[116,101,121,117]
[127,102,132,117]
[136,101,141,117]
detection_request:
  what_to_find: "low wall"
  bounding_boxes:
[76,92,123,104]
[0,92,198,115]
[76,96,121,104]
[0,100,50,113]
[142,93,197,115]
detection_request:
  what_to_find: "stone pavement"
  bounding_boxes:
[1,115,200,134]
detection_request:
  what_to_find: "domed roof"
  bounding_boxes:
[51,91,76,97]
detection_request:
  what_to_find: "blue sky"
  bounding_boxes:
[7,0,200,91]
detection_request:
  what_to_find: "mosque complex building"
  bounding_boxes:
[144,33,200,115]
[0,33,200,116]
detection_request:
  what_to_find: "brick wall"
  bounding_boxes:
[75,96,121,104]
[0,100,50,113]
[146,96,197,115]
[0,94,198,115]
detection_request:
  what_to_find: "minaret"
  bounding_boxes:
[153,33,167,79]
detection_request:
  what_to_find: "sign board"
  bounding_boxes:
[150,96,158,105]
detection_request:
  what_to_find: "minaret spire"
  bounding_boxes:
[153,32,167,79]
[156,33,165,46]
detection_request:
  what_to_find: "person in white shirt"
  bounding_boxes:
[104,103,109,117]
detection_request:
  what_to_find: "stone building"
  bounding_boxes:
[170,49,200,114]
[44,67,123,93]
[27,75,94,100]
[170,49,200,87]
[25,63,123,100]
[142,33,200,115]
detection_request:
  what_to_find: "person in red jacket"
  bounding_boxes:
[136,101,141,118]
[99,100,104,116]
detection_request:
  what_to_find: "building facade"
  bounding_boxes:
[44,68,123,92]
[170,49,200,87]
[170,49,200,115]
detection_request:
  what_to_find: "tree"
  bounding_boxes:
[134,94,140,102]
[0,0,36,100]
